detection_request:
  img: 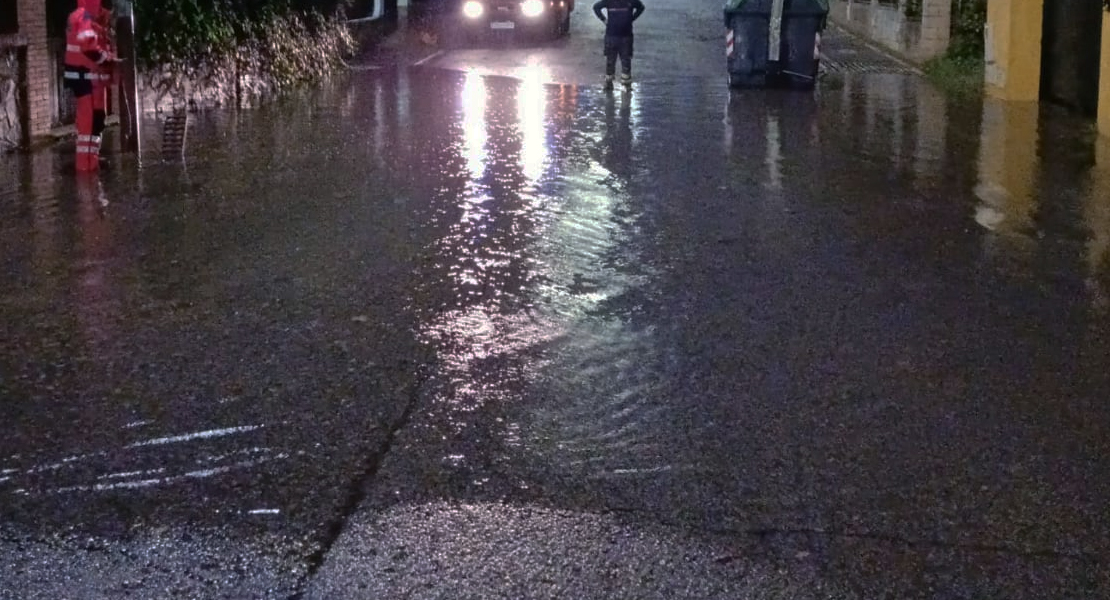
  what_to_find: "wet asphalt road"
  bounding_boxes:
[3,0,1110,597]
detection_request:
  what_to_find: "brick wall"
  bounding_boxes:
[18,0,51,137]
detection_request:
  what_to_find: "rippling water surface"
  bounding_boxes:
[2,69,1110,560]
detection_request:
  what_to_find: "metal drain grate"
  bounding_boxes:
[821,58,919,75]
[161,107,188,160]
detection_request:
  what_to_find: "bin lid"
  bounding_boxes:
[724,0,829,13]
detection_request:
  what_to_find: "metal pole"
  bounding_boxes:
[114,0,141,154]
[769,0,785,62]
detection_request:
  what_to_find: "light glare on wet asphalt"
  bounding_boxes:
[2,15,1110,600]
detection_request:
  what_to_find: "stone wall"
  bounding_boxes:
[2,5,354,146]
[829,0,951,63]
[2,45,302,149]
[138,58,278,115]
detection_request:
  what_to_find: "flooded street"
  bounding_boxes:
[2,1,1110,596]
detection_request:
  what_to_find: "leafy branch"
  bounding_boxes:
[132,0,355,104]
[134,0,354,72]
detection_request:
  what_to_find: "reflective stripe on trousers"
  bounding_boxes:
[76,134,101,154]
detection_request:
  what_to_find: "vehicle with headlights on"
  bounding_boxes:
[458,0,573,41]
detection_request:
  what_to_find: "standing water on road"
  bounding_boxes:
[2,59,1110,597]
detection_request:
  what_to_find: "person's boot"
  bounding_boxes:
[603,75,614,92]
[620,72,632,90]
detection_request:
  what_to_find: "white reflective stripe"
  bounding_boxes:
[78,135,95,142]
[76,147,94,153]
[77,30,97,41]
[63,72,109,81]
[66,44,82,52]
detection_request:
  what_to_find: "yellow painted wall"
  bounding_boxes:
[1100,13,1110,137]
[985,0,1044,102]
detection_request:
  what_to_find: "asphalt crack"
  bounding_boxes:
[287,355,433,599]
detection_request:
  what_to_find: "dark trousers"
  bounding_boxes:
[64,67,98,172]
[604,35,634,77]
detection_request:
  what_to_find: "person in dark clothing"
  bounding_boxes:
[592,0,645,90]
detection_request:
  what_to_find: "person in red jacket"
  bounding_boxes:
[64,0,115,172]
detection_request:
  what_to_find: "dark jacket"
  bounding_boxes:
[593,0,645,38]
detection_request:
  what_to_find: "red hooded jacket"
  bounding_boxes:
[64,0,113,75]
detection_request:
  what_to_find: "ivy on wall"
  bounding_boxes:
[133,0,356,98]
[136,0,351,68]
[948,0,986,61]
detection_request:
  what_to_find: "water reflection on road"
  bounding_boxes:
[399,68,1110,561]
[1,69,1109,565]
